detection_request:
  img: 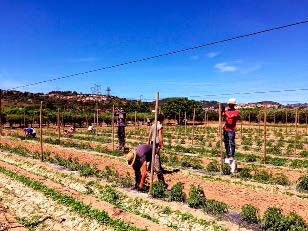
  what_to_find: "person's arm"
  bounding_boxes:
[138,162,147,189]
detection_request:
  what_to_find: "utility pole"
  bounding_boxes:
[219,103,223,170]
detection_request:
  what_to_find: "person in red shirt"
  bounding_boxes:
[222,98,239,159]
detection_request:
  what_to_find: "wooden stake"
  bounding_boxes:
[112,105,115,151]
[191,108,196,145]
[150,92,159,192]
[134,111,137,127]
[184,111,187,137]
[285,110,288,134]
[248,112,251,129]
[178,110,181,126]
[39,101,43,161]
[240,116,243,138]
[204,110,207,128]
[0,89,2,135]
[96,108,99,136]
[262,108,267,163]
[57,108,61,142]
[23,110,26,128]
[218,103,223,170]
[295,108,298,155]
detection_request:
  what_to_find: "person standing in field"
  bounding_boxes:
[115,108,126,151]
[222,98,239,159]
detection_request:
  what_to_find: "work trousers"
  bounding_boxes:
[223,130,235,158]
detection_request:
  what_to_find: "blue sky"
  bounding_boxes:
[0,0,307,103]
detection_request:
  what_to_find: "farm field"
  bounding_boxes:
[0,121,307,230]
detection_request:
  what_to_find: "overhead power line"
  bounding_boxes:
[10,19,308,90]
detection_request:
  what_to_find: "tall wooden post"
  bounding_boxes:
[134,111,137,127]
[191,108,196,145]
[23,110,26,128]
[112,105,115,151]
[285,110,288,134]
[184,111,187,137]
[248,112,251,129]
[273,114,276,132]
[0,89,2,135]
[262,108,267,163]
[240,116,243,138]
[204,110,207,128]
[57,108,61,142]
[150,92,159,192]
[294,108,298,155]
[305,113,307,135]
[218,103,223,170]
[178,110,181,126]
[39,101,43,161]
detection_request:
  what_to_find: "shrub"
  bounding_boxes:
[206,160,220,173]
[245,154,257,162]
[222,164,231,175]
[203,199,228,216]
[253,170,271,183]
[261,207,284,230]
[181,156,203,169]
[187,185,206,208]
[272,173,290,186]
[239,168,252,179]
[296,175,308,193]
[283,212,307,230]
[170,182,185,202]
[299,150,308,158]
[151,181,167,198]
[240,204,258,224]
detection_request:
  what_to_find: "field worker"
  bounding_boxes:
[127,144,167,191]
[147,114,166,183]
[222,98,239,159]
[24,126,36,138]
[115,108,126,151]
[87,124,95,133]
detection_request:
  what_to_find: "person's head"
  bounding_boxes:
[157,114,165,122]
[227,98,237,109]
[126,149,136,166]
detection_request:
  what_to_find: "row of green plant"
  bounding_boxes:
[0,165,143,231]
[240,204,307,230]
[151,182,229,217]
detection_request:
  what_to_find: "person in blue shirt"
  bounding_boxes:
[24,126,36,138]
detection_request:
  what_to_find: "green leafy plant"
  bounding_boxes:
[261,207,284,230]
[170,182,185,202]
[253,170,271,183]
[187,185,206,208]
[203,199,228,216]
[283,212,307,230]
[272,173,290,186]
[245,154,257,162]
[222,164,231,175]
[151,181,167,198]
[206,160,220,173]
[240,204,258,224]
[296,175,308,193]
[239,168,252,179]
[181,156,203,169]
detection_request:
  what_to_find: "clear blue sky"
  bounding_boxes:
[0,0,307,104]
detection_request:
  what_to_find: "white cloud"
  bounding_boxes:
[207,52,219,58]
[214,62,237,72]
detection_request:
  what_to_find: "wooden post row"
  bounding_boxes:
[149,92,159,192]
